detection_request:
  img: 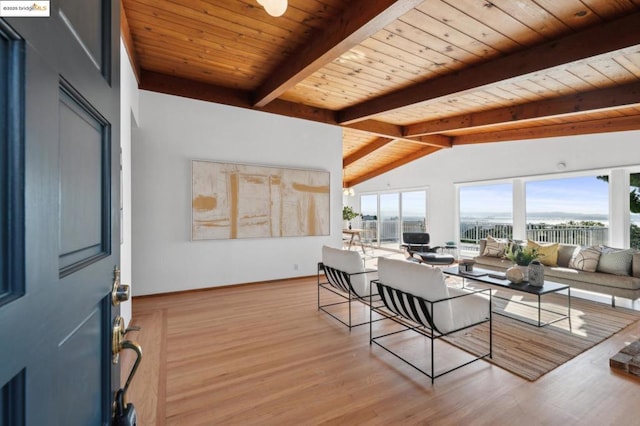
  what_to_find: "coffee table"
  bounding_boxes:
[442,266,571,327]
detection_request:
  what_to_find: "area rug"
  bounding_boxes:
[442,289,640,381]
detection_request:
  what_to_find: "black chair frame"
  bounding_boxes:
[317,262,382,329]
[369,280,492,384]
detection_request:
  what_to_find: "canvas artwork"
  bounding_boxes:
[191,160,330,240]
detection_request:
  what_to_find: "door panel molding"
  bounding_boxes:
[57,0,111,82]
[0,20,25,307]
[58,78,111,278]
[0,369,25,425]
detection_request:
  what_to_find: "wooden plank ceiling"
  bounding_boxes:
[121,0,640,187]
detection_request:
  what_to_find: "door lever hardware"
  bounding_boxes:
[113,339,143,425]
[112,266,130,305]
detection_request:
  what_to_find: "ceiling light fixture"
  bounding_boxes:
[256,0,287,17]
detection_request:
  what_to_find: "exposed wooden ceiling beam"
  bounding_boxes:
[140,71,338,125]
[344,145,441,187]
[120,0,141,84]
[252,0,425,107]
[343,137,394,167]
[405,82,640,137]
[344,119,403,138]
[344,120,452,147]
[453,115,640,145]
[337,11,640,124]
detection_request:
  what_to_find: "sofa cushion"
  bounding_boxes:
[482,236,508,257]
[557,244,579,268]
[322,245,374,297]
[528,240,559,266]
[569,246,601,273]
[597,247,636,276]
[546,266,640,291]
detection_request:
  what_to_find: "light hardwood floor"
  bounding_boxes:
[121,274,640,425]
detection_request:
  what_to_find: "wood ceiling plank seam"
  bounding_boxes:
[400,8,502,59]
[357,38,445,77]
[579,0,640,19]
[125,7,289,55]
[343,137,395,167]
[135,46,259,80]
[565,63,615,88]
[130,0,293,46]
[614,55,640,76]
[337,12,640,123]
[121,0,141,83]
[443,0,545,47]
[138,64,252,89]
[127,14,286,64]
[132,32,280,71]
[321,62,416,93]
[252,0,426,107]
[361,36,455,77]
[330,47,425,83]
[589,59,640,84]
[405,81,640,137]
[305,70,383,96]
[299,74,378,100]
[530,0,601,30]
[325,60,420,88]
[489,0,573,38]
[543,68,598,92]
[452,114,640,145]
[390,18,486,65]
[372,29,468,73]
[415,0,522,53]
[521,75,579,97]
[169,0,304,39]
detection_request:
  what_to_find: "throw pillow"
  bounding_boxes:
[527,240,559,266]
[483,236,507,257]
[597,247,636,276]
[569,246,601,272]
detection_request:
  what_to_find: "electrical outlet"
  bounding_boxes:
[293,264,298,271]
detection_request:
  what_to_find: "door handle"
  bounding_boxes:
[111,315,143,425]
[112,266,130,305]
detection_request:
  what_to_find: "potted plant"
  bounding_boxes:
[505,244,540,266]
[505,244,541,281]
[342,206,360,230]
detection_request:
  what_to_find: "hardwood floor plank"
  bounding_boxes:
[127,276,640,425]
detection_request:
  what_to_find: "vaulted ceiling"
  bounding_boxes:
[120,0,640,187]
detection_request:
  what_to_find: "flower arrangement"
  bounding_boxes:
[342,206,360,221]
[505,244,541,266]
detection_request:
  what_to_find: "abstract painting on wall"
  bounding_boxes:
[191,160,330,240]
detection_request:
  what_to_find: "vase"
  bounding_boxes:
[516,264,529,281]
[506,266,524,284]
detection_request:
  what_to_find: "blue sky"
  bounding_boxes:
[460,176,609,215]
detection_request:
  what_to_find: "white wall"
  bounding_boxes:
[354,132,640,247]
[119,40,140,325]
[132,91,342,295]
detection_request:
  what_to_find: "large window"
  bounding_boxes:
[459,183,513,244]
[526,176,608,245]
[358,190,428,249]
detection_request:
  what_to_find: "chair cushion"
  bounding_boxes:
[447,287,491,331]
[322,245,371,296]
[377,257,454,333]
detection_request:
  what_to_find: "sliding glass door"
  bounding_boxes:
[359,190,428,249]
